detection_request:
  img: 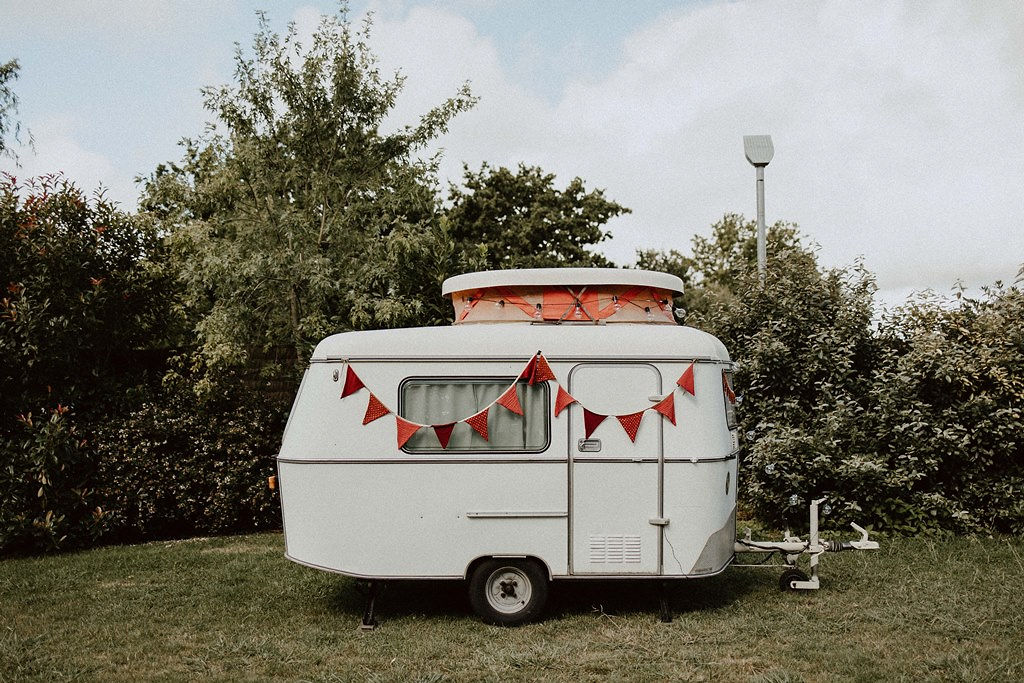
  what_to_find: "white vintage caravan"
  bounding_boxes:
[277,268,876,626]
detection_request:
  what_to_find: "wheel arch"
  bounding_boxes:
[464,554,553,581]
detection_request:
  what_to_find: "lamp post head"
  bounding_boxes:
[743,135,774,167]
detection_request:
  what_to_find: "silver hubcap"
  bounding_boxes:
[485,566,532,614]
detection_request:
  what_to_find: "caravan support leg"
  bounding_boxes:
[360,581,381,631]
[659,581,672,623]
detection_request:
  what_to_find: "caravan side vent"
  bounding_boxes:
[589,534,642,563]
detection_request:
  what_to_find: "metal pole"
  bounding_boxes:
[756,165,766,284]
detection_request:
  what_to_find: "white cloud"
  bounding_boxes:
[361,0,1024,298]
[10,116,136,209]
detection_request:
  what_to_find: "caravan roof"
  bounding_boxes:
[311,323,729,362]
[442,268,684,297]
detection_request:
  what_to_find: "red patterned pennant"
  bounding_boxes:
[616,411,646,442]
[433,422,456,449]
[676,362,695,396]
[519,356,537,382]
[341,365,365,398]
[362,393,391,425]
[723,373,736,403]
[496,385,524,416]
[653,393,676,425]
[396,416,420,449]
[554,385,577,417]
[520,353,557,385]
[531,354,557,384]
[465,409,489,441]
[583,408,607,438]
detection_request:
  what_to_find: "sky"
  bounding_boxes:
[2,0,1023,308]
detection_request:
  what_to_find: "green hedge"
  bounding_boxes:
[91,382,286,544]
[698,248,1024,534]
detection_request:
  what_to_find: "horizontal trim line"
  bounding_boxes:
[465,511,567,519]
[278,457,566,465]
[314,356,729,364]
[278,451,737,465]
[285,553,735,580]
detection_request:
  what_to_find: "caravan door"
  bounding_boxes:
[568,363,663,575]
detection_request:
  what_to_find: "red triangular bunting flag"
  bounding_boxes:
[723,373,736,403]
[396,416,420,449]
[676,362,695,396]
[616,411,646,442]
[519,356,537,382]
[465,409,489,441]
[554,385,577,417]
[519,353,558,385]
[433,422,456,449]
[362,393,391,425]
[532,354,556,383]
[583,408,607,438]
[653,393,676,426]
[496,385,524,416]
[341,365,365,398]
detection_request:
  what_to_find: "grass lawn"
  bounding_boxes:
[2,531,1023,682]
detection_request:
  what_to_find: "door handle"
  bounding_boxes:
[577,438,601,453]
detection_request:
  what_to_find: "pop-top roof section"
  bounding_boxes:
[442,268,684,297]
[442,268,684,325]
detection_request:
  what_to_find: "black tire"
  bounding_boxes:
[468,559,548,626]
[779,567,809,591]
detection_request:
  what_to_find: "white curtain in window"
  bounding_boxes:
[401,380,548,452]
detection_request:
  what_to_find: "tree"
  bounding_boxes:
[0,59,31,164]
[0,173,174,552]
[445,163,628,270]
[635,213,804,318]
[141,8,477,372]
[0,173,174,421]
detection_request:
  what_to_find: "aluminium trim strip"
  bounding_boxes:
[465,511,567,519]
[275,451,739,465]
[277,457,566,465]
[315,355,731,364]
[283,552,735,581]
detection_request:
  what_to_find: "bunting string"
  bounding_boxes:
[339,352,702,449]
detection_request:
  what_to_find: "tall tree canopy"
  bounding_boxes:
[445,163,628,270]
[141,9,476,370]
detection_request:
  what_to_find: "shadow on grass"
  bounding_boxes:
[324,565,773,623]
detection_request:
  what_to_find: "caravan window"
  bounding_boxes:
[400,378,549,453]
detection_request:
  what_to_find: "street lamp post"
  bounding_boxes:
[743,135,774,284]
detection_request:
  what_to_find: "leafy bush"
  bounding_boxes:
[92,378,286,543]
[682,217,1024,534]
[867,284,1024,533]
[1,173,175,554]
[0,406,104,553]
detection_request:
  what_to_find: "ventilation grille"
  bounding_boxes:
[589,534,641,564]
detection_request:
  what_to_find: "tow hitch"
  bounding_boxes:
[733,498,879,590]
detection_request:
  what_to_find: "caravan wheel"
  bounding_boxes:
[468,559,548,626]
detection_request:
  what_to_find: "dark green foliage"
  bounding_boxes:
[636,213,803,319]
[0,406,103,553]
[140,8,477,373]
[668,216,1024,534]
[688,234,882,531]
[446,163,627,270]
[92,379,285,543]
[1,174,175,554]
[0,174,175,421]
[867,284,1024,533]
